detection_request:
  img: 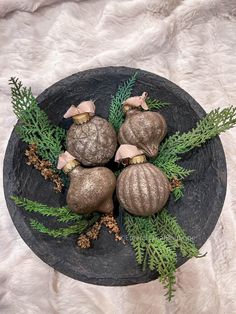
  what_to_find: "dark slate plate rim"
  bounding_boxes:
[3,66,227,286]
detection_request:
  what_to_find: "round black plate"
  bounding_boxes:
[3,67,227,286]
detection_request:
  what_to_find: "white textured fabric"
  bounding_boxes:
[0,0,236,313]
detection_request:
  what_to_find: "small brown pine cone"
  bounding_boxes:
[77,234,91,249]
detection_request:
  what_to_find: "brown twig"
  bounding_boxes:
[77,214,123,249]
[170,176,182,191]
[25,144,63,193]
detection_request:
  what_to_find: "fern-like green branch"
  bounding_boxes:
[108,72,138,132]
[30,219,88,238]
[9,77,65,167]
[30,212,100,238]
[11,195,100,238]
[124,213,177,300]
[124,209,202,300]
[146,97,169,110]
[11,196,83,223]
[153,209,200,258]
[155,106,236,167]
[153,106,236,199]
[171,185,184,201]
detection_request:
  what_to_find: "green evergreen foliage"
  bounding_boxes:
[154,106,236,199]
[154,106,236,180]
[9,77,65,167]
[153,209,200,258]
[11,196,100,238]
[171,185,184,201]
[124,212,177,300]
[124,209,201,300]
[146,97,169,110]
[11,196,83,223]
[30,220,88,238]
[108,72,138,131]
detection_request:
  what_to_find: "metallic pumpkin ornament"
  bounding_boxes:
[64,101,117,166]
[115,145,171,216]
[118,92,167,157]
[58,152,116,215]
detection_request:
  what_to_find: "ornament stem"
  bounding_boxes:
[62,159,80,174]
[73,112,91,124]
[129,155,147,165]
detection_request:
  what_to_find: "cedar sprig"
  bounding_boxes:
[171,186,184,201]
[170,177,184,201]
[153,106,236,199]
[9,77,65,167]
[156,159,194,181]
[108,72,138,132]
[146,97,169,110]
[30,220,88,238]
[30,214,100,238]
[11,195,84,223]
[152,158,193,201]
[153,209,201,258]
[11,195,101,238]
[124,212,177,301]
[124,209,202,300]
[155,106,236,165]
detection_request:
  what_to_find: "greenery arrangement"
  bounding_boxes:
[153,106,236,199]
[125,212,177,300]
[11,196,99,237]
[146,97,169,110]
[108,72,138,132]
[9,73,236,301]
[108,73,169,132]
[9,77,65,168]
[124,209,205,300]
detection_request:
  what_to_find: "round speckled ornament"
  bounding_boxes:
[115,144,170,216]
[118,92,167,157]
[64,101,117,166]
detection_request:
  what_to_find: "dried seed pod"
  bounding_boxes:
[64,101,117,166]
[58,152,116,215]
[115,145,170,216]
[118,92,167,157]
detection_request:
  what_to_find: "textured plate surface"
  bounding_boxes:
[3,67,227,286]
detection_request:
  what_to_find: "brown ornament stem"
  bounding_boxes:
[129,154,147,165]
[72,112,91,125]
[77,214,123,249]
[25,144,63,193]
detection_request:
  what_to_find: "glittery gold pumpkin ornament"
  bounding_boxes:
[118,92,167,157]
[57,152,116,214]
[64,101,117,166]
[115,145,170,216]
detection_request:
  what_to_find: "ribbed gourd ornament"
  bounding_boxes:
[118,92,167,157]
[115,145,170,216]
[57,152,116,215]
[64,101,117,166]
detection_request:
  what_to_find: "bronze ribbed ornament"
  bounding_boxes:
[116,159,170,216]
